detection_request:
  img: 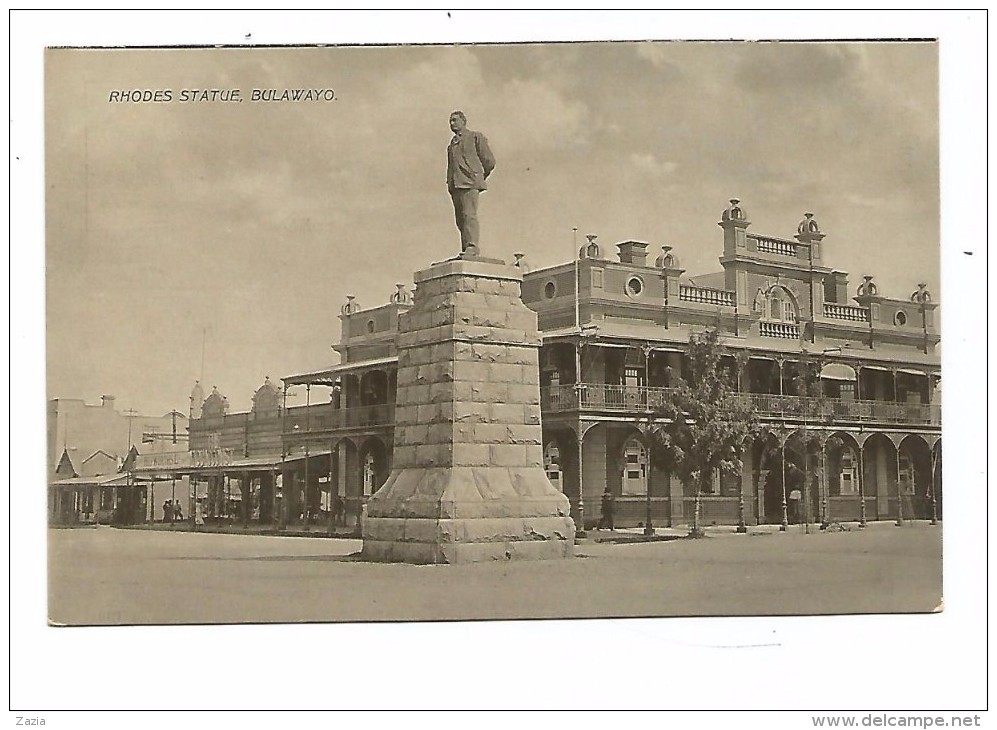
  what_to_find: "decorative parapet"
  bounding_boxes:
[823,302,870,322]
[678,284,735,307]
[753,236,798,257]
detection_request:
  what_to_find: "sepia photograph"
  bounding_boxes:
[11,9,988,719]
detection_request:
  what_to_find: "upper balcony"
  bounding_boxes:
[283,403,395,438]
[541,383,940,427]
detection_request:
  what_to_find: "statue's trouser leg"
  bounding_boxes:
[451,188,480,250]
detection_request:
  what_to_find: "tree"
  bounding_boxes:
[650,328,760,537]
[786,347,841,529]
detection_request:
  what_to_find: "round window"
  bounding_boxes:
[894,311,907,327]
[626,276,644,297]
[366,319,376,334]
[544,281,557,299]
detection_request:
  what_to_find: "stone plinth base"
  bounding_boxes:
[360,257,575,564]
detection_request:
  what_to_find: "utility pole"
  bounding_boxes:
[122,408,139,524]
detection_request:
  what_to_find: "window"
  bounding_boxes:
[764,287,797,323]
[363,453,377,496]
[366,320,375,334]
[626,276,644,297]
[898,454,914,495]
[839,450,858,495]
[894,311,907,327]
[621,439,647,495]
[544,281,557,299]
[544,443,561,484]
[839,382,856,401]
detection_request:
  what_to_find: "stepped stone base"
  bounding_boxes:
[360,256,575,564]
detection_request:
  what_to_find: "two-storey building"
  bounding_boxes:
[155,199,941,532]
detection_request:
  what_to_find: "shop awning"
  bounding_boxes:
[819,363,858,382]
[284,357,397,385]
[49,474,130,488]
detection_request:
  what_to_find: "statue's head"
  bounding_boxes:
[449,110,467,133]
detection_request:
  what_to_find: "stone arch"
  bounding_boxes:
[358,436,390,499]
[752,429,787,524]
[783,430,823,525]
[930,438,943,521]
[898,433,933,519]
[825,430,862,495]
[761,284,802,323]
[359,370,389,406]
[861,432,900,520]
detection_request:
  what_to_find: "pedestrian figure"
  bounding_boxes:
[332,493,344,526]
[195,499,205,527]
[164,500,173,524]
[789,488,802,524]
[598,487,615,530]
[174,502,183,522]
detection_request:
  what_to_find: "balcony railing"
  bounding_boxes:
[679,284,736,307]
[541,383,940,426]
[543,383,676,412]
[284,403,395,435]
[823,302,870,322]
[759,321,800,339]
[754,237,798,257]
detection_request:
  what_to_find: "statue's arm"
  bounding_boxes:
[477,133,496,179]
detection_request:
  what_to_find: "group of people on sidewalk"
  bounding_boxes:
[161,500,184,523]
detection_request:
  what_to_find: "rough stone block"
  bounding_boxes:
[519,365,541,385]
[428,382,454,404]
[451,442,491,467]
[488,362,523,383]
[452,401,487,423]
[453,360,491,383]
[490,402,526,424]
[490,444,528,467]
[506,424,542,445]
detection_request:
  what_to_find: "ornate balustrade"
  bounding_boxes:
[678,284,736,307]
[823,302,870,322]
[541,383,940,426]
[753,237,798,256]
[759,321,801,339]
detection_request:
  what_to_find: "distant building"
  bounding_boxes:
[139,199,942,531]
[47,394,189,524]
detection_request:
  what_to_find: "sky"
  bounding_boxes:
[45,40,940,415]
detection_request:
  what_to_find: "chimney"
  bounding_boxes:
[101,395,116,409]
[617,240,650,266]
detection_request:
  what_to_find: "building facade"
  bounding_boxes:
[48,395,190,524]
[143,199,941,531]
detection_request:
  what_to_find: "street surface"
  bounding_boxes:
[48,523,942,625]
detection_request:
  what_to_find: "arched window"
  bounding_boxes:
[621,438,648,496]
[765,286,798,323]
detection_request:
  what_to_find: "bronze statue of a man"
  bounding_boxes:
[446,111,495,256]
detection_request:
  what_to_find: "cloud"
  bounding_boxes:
[629,152,678,177]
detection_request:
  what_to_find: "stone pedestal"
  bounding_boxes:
[361,257,576,563]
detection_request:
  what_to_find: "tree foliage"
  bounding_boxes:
[649,328,760,535]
